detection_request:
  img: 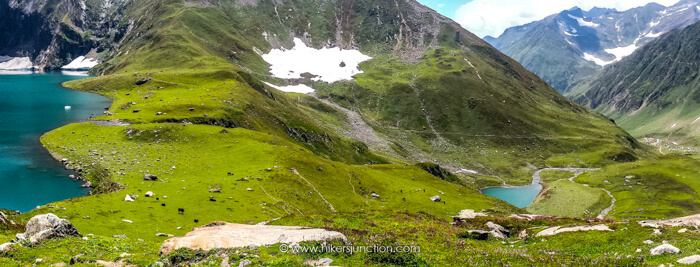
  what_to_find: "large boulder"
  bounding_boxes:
[678,255,700,265]
[650,244,680,256]
[160,222,346,255]
[15,213,81,245]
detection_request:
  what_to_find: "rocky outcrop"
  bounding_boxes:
[0,211,15,226]
[15,213,81,245]
[639,214,700,228]
[160,222,347,255]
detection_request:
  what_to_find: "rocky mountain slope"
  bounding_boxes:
[0,0,131,69]
[572,20,700,146]
[485,1,700,94]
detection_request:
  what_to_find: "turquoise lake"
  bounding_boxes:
[481,184,542,208]
[0,72,111,213]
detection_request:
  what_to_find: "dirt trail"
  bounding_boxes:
[319,99,390,151]
[291,168,336,212]
[535,167,615,219]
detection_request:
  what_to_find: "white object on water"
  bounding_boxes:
[65,106,72,110]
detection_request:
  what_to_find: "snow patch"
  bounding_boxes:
[455,169,478,174]
[62,56,99,70]
[0,57,33,70]
[262,38,371,83]
[671,123,677,128]
[263,82,315,94]
[649,20,660,27]
[644,31,664,38]
[582,53,611,66]
[568,14,599,28]
[61,70,90,76]
[605,44,638,61]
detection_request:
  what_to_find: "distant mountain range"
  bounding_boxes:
[485,0,700,94]
[572,19,700,146]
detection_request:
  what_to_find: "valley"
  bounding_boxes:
[0,0,699,266]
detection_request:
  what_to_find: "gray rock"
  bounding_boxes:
[124,195,134,202]
[0,242,13,252]
[677,255,700,265]
[145,191,154,197]
[143,174,158,181]
[430,195,441,202]
[485,221,509,239]
[17,213,81,245]
[371,193,380,199]
[0,211,15,226]
[238,259,252,267]
[650,244,680,255]
[210,189,221,193]
[304,257,334,266]
[135,77,152,85]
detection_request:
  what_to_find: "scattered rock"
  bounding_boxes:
[536,225,612,237]
[635,248,642,253]
[159,222,347,255]
[517,230,528,239]
[124,195,134,202]
[237,260,252,267]
[156,233,167,237]
[430,195,441,202]
[652,229,662,235]
[0,242,13,252]
[485,221,509,239]
[132,109,140,113]
[643,240,654,245]
[0,211,15,226]
[678,228,688,233]
[16,213,81,245]
[145,191,154,197]
[677,255,700,265]
[112,235,127,239]
[122,219,133,223]
[303,257,334,266]
[370,193,380,199]
[452,209,487,222]
[650,244,680,255]
[210,189,221,193]
[135,77,152,85]
[220,256,230,267]
[246,188,253,191]
[143,174,158,181]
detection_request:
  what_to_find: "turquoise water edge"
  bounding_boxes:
[0,72,110,212]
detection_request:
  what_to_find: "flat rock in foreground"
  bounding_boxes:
[160,222,347,255]
[536,224,612,237]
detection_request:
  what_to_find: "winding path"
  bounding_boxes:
[533,167,616,219]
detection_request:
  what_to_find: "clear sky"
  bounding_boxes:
[417,0,682,38]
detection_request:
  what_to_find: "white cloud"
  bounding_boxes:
[455,0,681,37]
